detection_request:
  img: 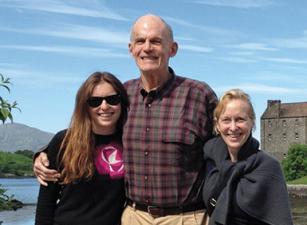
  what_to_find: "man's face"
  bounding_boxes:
[129,16,177,76]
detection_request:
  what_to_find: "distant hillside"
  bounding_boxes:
[0,123,54,152]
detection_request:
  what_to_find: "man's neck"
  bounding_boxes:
[140,69,170,91]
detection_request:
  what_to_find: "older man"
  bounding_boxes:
[34,14,217,225]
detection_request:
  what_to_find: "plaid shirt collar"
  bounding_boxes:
[138,67,176,102]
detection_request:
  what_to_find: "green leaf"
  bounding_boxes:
[0,74,11,93]
[0,107,10,122]
[0,73,20,123]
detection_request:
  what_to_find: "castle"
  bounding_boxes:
[261,100,307,162]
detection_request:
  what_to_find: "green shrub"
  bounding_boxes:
[282,144,307,181]
[15,150,34,159]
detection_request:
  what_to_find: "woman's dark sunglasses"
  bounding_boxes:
[87,94,121,107]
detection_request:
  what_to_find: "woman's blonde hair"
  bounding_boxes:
[59,71,129,184]
[213,89,255,135]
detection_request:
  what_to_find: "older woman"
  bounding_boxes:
[202,89,292,225]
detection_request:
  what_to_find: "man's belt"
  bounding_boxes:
[126,199,204,218]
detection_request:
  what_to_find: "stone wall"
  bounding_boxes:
[261,117,307,162]
[288,185,307,198]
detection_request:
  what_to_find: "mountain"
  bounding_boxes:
[0,123,54,152]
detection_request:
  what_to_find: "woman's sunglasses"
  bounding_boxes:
[87,94,121,107]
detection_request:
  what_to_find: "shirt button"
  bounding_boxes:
[144,176,148,180]
[148,104,151,108]
[146,127,150,132]
[145,151,148,156]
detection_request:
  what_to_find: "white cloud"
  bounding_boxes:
[180,44,213,53]
[176,36,196,42]
[222,54,307,65]
[229,42,278,51]
[251,72,296,82]
[0,44,128,58]
[0,24,129,45]
[222,57,257,63]
[271,30,307,49]
[261,57,307,64]
[192,0,276,8]
[240,83,306,93]
[1,66,82,87]
[0,0,128,20]
[215,83,306,94]
[230,51,255,56]
[164,16,242,37]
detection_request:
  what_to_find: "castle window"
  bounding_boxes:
[295,119,299,126]
[268,133,272,141]
[282,133,287,141]
[295,132,299,139]
[282,120,287,127]
[268,120,272,127]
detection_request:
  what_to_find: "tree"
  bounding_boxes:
[0,73,23,211]
[282,144,307,181]
[15,149,35,159]
[0,73,20,123]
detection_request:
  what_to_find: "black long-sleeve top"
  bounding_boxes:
[35,130,126,225]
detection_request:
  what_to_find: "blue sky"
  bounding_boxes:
[1,0,307,141]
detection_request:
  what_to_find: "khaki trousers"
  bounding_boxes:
[121,205,209,225]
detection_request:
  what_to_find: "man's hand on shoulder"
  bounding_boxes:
[33,152,60,186]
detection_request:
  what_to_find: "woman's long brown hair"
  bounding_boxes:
[58,71,129,184]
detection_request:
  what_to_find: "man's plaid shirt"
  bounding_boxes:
[123,68,217,207]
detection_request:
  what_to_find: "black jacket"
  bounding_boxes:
[202,136,293,225]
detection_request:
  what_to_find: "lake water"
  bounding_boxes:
[0,178,306,225]
[0,178,38,225]
[1,178,39,204]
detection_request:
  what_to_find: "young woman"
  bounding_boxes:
[202,89,292,225]
[35,71,129,225]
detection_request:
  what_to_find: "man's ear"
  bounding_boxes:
[169,42,178,57]
[128,43,133,55]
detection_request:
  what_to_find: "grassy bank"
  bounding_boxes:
[288,176,307,185]
[0,152,33,177]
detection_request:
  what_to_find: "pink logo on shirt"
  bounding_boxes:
[94,143,124,179]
